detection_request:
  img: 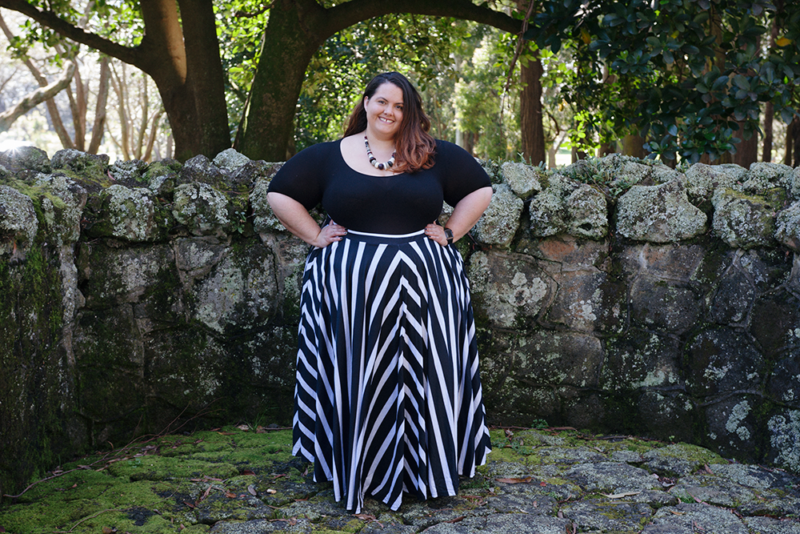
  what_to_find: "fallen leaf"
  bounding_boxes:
[190,478,202,482]
[703,464,714,475]
[558,510,564,518]
[237,424,250,431]
[496,477,532,484]
[669,510,685,515]
[540,481,547,487]
[78,465,91,470]
[248,485,257,496]
[101,527,115,534]
[256,426,266,433]
[242,469,256,476]
[505,429,514,439]
[354,514,377,521]
[71,483,78,488]
[267,489,277,494]
[445,516,466,524]
[225,491,237,498]
[183,501,196,509]
[217,431,236,436]
[601,491,641,499]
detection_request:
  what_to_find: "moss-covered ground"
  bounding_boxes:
[1,427,798,533]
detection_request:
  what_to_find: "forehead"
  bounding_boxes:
[370,82,403,103]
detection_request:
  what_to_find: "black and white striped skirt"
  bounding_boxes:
[292,228,491,513]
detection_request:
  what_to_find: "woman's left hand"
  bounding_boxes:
[424,223,448,247]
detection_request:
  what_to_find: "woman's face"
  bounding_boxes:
[364,82,404,139]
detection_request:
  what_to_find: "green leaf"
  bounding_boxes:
[733,75,750,90]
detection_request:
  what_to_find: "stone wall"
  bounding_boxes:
[1,146,799,498]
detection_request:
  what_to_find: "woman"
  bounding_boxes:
[267,72,493,513]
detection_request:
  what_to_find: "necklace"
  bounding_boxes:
[364,135,396,171]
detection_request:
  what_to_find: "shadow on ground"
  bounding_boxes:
[1,426,799,533]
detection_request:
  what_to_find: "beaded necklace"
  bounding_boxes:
[364,135,396,171]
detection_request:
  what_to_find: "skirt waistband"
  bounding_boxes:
[344,229,427,245]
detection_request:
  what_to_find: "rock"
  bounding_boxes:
[213,148,251,172]
[776,200,800,251]
[471,183,523,246]
[564,462,660,493]
[178,154,228,190]
[704,396,762,460]
[545,271,625,334]
[172,182,230,236]
[595,153,680,195]
[500,161,543,197]
[630,277,701,333]
[0,146,51,174]
[108,159,149,185]
[602,329,682,391]
[0,185,38,258]
[767,410,800,474]
[621,242,706,281]
[709,267,755,324]
[514,331,604,389]
[560,500,654,533]
[230,160,279,191]
[643,502,749,533]
[250,166,285,234]
[89,184,167,242]
[686,328,764,397]
[791,167,800,199]
[51,148,109,186]
[616,180,707,242]
[642,444,722,477]
[32,174,88,246]
[742,161,794,193]
[768,357,800,405]
[529,174,608,239]
[750,292,800,356]
[142,159,181,196]
[744,516,800,534]
[712,188,777,249]
[682,162,745,200]
[190,243,277,333]
[467,251,553,329]
[637,391,695,443]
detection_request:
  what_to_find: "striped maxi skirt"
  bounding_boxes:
[292,228,491,513]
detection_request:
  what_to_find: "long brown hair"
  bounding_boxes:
[344,72,436,173]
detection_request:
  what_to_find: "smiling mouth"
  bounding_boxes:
[378,117,394,123]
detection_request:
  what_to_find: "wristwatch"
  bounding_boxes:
[444,227,454,245]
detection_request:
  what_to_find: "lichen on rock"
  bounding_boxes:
[178,154,227,190]
[712,188,776,249]
[529,173,608,239]
[501,161,543,198]
[51,148,109,185]
[472,183,523,246]
[172,182,230,236]
[213,148,251,172]
[682,162,746,200]
[775,200,800,251]
[250,165,286,234]
[742,161,794,194]
[616,180,706,242]
[768,410,800,473]
[101,184,162,242]
[32,173,87,245]
[108,159,148,184]
[0,184,39,258]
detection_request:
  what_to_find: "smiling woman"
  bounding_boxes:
[265,72,493,513]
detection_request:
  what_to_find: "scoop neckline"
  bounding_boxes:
[337,138,406,178]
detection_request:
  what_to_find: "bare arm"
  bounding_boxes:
[266,192,347,247]
[424,186,493,246]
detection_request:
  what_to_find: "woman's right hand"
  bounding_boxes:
[312,223,347,248]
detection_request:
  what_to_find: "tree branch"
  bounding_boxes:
[0,60,75,132]
[322,0,522,39]
[0,0,142,67]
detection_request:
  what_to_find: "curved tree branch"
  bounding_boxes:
[0,0,142,67]
[321,0,523,38]
[0,60,75,132]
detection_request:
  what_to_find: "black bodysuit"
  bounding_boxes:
[267,139,491,234]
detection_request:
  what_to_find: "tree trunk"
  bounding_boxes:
[88,56,110,154]
[623,134,645,158]
[516,0,544,167]
[733,127,759,168]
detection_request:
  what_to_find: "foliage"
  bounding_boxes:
[530,0,800,163]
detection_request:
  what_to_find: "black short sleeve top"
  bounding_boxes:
[267,139,491,234]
